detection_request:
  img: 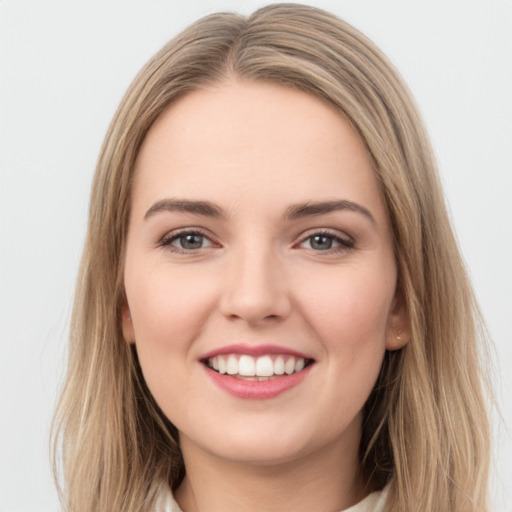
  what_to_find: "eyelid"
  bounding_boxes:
[295,228,355,251]
[158,227,219,252]
[156,226,354,254]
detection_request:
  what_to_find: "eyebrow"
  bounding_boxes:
[144,199,225,220]
[284,200,376,224]
[143,198,375,224]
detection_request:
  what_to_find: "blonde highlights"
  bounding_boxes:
[52,4,491,511]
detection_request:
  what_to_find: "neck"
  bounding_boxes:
[174,435,365,512]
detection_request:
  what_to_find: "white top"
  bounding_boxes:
[156,484,390,512]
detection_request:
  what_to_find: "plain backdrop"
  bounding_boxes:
[1,1,511,511]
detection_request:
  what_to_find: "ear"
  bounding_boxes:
[385,290,410,351]
[121,304,135,344]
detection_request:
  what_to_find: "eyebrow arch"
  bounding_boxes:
[284,200,376,224]
[144,199,225,220]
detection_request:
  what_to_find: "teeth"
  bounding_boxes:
[226,354,238,375]
[218,356,227,374]
[295,358,305,372]
[255,355,274,376]
[274,355,285,375]
[208,354,308,377]
[284,357,295,375]
[238,355,256,376]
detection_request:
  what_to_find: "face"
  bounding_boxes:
[122,79,408,468]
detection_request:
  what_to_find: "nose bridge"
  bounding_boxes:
[220,239,290,323]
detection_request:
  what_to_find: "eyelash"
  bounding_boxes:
[296,230,355,254]
[158,229,215,254]
[158,229,355,254]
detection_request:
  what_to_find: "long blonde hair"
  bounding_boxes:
[52,4,491,511]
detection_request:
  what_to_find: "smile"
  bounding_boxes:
[200,346,315,399]
[205,354,313,380]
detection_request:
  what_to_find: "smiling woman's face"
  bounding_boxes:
[122,79,407,469]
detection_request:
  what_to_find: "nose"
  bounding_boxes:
[219,245,291,325]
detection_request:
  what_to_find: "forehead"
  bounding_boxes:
[132,79,387,223]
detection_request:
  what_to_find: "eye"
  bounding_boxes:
[298,231,354,252]
[159,230,215,253]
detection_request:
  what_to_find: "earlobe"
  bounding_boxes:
[385,292,410,351]
[386,326,410,350]
[121,305,135,344]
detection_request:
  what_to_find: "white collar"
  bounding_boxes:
[156,483,390,512]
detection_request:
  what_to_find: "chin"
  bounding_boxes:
[182,416,344,468]
[209,440,313,467]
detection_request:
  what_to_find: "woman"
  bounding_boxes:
[52,4,491,511]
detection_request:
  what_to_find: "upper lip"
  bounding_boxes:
[200,344,313,360]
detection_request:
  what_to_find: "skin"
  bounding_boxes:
[122,79,409,512]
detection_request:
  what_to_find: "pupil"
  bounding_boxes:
[181,234,203,249]
[311,235,332,250]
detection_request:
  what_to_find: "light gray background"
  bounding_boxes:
[1,1,511,511]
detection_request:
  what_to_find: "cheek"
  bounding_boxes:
[124,266,214,414]
[124,264,217,402]
[126,263,213,344]
[297,263,395,355]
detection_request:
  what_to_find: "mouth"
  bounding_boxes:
[202,353,315,381]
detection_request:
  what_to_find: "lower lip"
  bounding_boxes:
[203,365,313,399]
